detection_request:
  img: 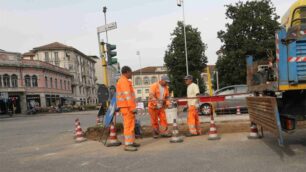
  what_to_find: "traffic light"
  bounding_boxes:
[106,43,117,65]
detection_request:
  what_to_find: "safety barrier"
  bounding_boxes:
[246,96,283,145]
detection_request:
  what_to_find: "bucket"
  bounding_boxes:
[166,108,178,124]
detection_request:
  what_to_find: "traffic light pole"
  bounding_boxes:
[103,6,109,44]
[97,34,109,87]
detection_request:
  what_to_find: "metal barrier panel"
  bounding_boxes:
[246,96,283,144]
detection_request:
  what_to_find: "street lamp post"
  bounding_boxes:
[136,51,144,100]
[177,0,189,76]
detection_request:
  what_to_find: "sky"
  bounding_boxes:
[0,0,293,70]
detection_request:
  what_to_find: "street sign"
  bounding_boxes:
[97,22,117,33]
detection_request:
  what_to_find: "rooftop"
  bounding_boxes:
[133,66,167,74]
[30,42,96,62]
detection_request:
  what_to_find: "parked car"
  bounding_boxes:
[199,85,252,115]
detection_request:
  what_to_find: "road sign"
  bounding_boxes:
[97,22,117,33]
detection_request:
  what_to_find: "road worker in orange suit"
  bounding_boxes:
[116,66,140,151]
[148,75,172,139]
[184,75,201,137]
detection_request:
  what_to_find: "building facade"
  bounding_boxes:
[132,66,168,100]
[23,42,97,105]
[0,50,72,114]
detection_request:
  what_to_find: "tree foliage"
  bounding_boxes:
[216,0,279,88]
[164,21,208,97]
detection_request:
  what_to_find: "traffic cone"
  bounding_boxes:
[236,106,241,115]
[106,123,121,147]
[170,119,184,143]
[248,123,260,139]
[208,118,221,140]
[73,118,79,139]
[75,118,87,143]
[96,115,101,126]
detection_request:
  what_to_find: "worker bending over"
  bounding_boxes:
[184,75,201,136]
[148,75,172,138]
[116,66,140,151]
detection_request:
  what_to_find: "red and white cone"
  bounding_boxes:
[75,119,87,143]
[96,116,101,126]
[208,118,221,140]
[106,123,121,147]
[73,118,79,139]
[170,119,183,143]
[248,123,260,139]
[236,106,241,115]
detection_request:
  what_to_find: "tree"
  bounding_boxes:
[216,0,280,88]
[164,21,208,97]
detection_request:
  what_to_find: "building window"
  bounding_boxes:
[50,78,53,88]
[135,77,142,85]
[45,76,48,88]
[151,76,157,83]
[0,75,2,87]
[64,81,66,90]
[11,74,18,88]
[55,79,58,89]
[54,52,59,66]
[25,75,31,87]
[68,81,70,90]
[145,89,149,93]
[32,75,38,87]
[60,80,62,89]
[3,74,10,87]
[143,77,150,85]
[45,52,49,62]
[137,89,142,94]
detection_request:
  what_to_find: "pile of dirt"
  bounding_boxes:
[84,121,250,141]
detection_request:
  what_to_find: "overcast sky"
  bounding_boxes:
[0,0,293,70]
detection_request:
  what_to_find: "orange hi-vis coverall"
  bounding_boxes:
[187,83,201,135]
[148,82,170,134]
[116,75,136,146]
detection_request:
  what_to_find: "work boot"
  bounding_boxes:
[124,145,138,152]
[153,129,159,139]
[131,142,141,147]
[185,133,199,137]
[160,132,172,138]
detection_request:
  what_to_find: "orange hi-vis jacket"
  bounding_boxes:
[148,82,170,109]
[116,75,136,111]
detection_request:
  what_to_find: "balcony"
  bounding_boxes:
[0,87,26,92]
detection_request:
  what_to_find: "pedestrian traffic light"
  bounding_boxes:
[106,43,117,65]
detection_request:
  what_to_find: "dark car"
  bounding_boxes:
[199,85,252,115]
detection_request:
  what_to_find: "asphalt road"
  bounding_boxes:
[1,111,306,172]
